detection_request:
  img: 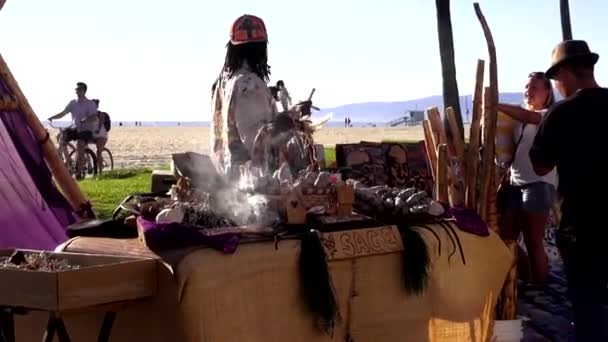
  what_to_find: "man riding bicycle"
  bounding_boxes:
[48,82,98,178]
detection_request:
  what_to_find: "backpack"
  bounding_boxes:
[100,111,111,132]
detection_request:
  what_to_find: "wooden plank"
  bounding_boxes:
[425,106,447,146]
[422,120,438,181]
[436,144,449,203]
[465,59,485,209]
[446,107,465,161]
[446,107,466,207]
[321,226,403,261]
[0,268,57,310]
[58,258,157,311]
[0,250,157,312]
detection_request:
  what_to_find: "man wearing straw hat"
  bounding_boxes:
[530,40,608,340]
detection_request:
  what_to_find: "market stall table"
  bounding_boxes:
[0,250,157,342]
[12,219,512,342]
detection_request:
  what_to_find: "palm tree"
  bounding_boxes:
[560,0,573,40]
[435,0,464,139]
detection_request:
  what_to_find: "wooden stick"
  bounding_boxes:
[0,96,19,111]
[465,60,485,209]
[425,106,447,146]
[423,120,438,181]
[307,88,316,101]
[436,144,449,203]
[474,3,499,222]
[478,87,492,219]
[475,2,517,321]
[486,163,499,232]
[0,53,93,218]
[446,107,465,161]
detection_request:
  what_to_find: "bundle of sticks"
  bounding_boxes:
[422,3,518,321]
[422,58,497,228]
[422,3,498,230]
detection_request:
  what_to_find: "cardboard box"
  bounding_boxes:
[0,249,157,312]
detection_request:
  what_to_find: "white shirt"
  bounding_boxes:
[65,98,98,132]
[210,63,277,173]
[510,109,558,187]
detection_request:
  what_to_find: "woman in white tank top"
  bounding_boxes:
[497,72,557,285]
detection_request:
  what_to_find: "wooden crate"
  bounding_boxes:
[0,249,157,312]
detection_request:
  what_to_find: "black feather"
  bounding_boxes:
[398,225,430,296]
[299,230,340,335]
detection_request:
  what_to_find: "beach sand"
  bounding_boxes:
[49,125,469,169]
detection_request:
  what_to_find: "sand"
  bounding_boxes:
[48,125,469,169]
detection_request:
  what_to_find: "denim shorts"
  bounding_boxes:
[507,182,556,214]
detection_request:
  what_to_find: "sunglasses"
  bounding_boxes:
[528,72,547,79]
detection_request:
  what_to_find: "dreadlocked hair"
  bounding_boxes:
[223,41,271,82]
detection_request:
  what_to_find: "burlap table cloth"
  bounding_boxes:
[15,224,511,342]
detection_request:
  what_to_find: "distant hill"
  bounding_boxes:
[318,92,525,124]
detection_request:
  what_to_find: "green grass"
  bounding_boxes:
[324,146,336,166]
[78,169,152,218]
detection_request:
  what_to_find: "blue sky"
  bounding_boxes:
[0,0,606,121]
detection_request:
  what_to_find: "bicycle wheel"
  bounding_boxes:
[69,148,98,179]
[100,148,114,172]
[57,142,77,176]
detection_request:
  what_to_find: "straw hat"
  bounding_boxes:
[545,40,599,79]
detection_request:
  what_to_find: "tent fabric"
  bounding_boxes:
[0,76,73,249]
[0,117,69,249]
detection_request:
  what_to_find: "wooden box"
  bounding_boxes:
[0,249,158,312]
[150,169,176,194]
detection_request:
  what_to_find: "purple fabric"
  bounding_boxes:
[0,118,69,250]
[447,206,490,237]
[137,217,240,253]
[0,76,76,230]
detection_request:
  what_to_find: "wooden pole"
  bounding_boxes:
[474,3,499,221]
[436,144,449,204]
[435,0,464,139]
[474,2,517,321]
[426,106,448,146]
[478,87,493,220]
[465,59,485,209]
[446,107,465,161]
[446,107,465,207]
[423,120,439,182]
[0,53,94,219]
[560,0,573,40]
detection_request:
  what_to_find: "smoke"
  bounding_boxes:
[172,152,279,226]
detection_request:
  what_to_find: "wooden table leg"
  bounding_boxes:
[43,313,71,342]
[42,315,56,342]
[0,308,15,342]
[97,311,117,342]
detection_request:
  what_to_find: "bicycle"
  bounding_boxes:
[49,121,114,179]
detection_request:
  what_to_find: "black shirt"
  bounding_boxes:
[529,87,608,226]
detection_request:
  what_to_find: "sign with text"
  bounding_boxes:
[321,226,404,261]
